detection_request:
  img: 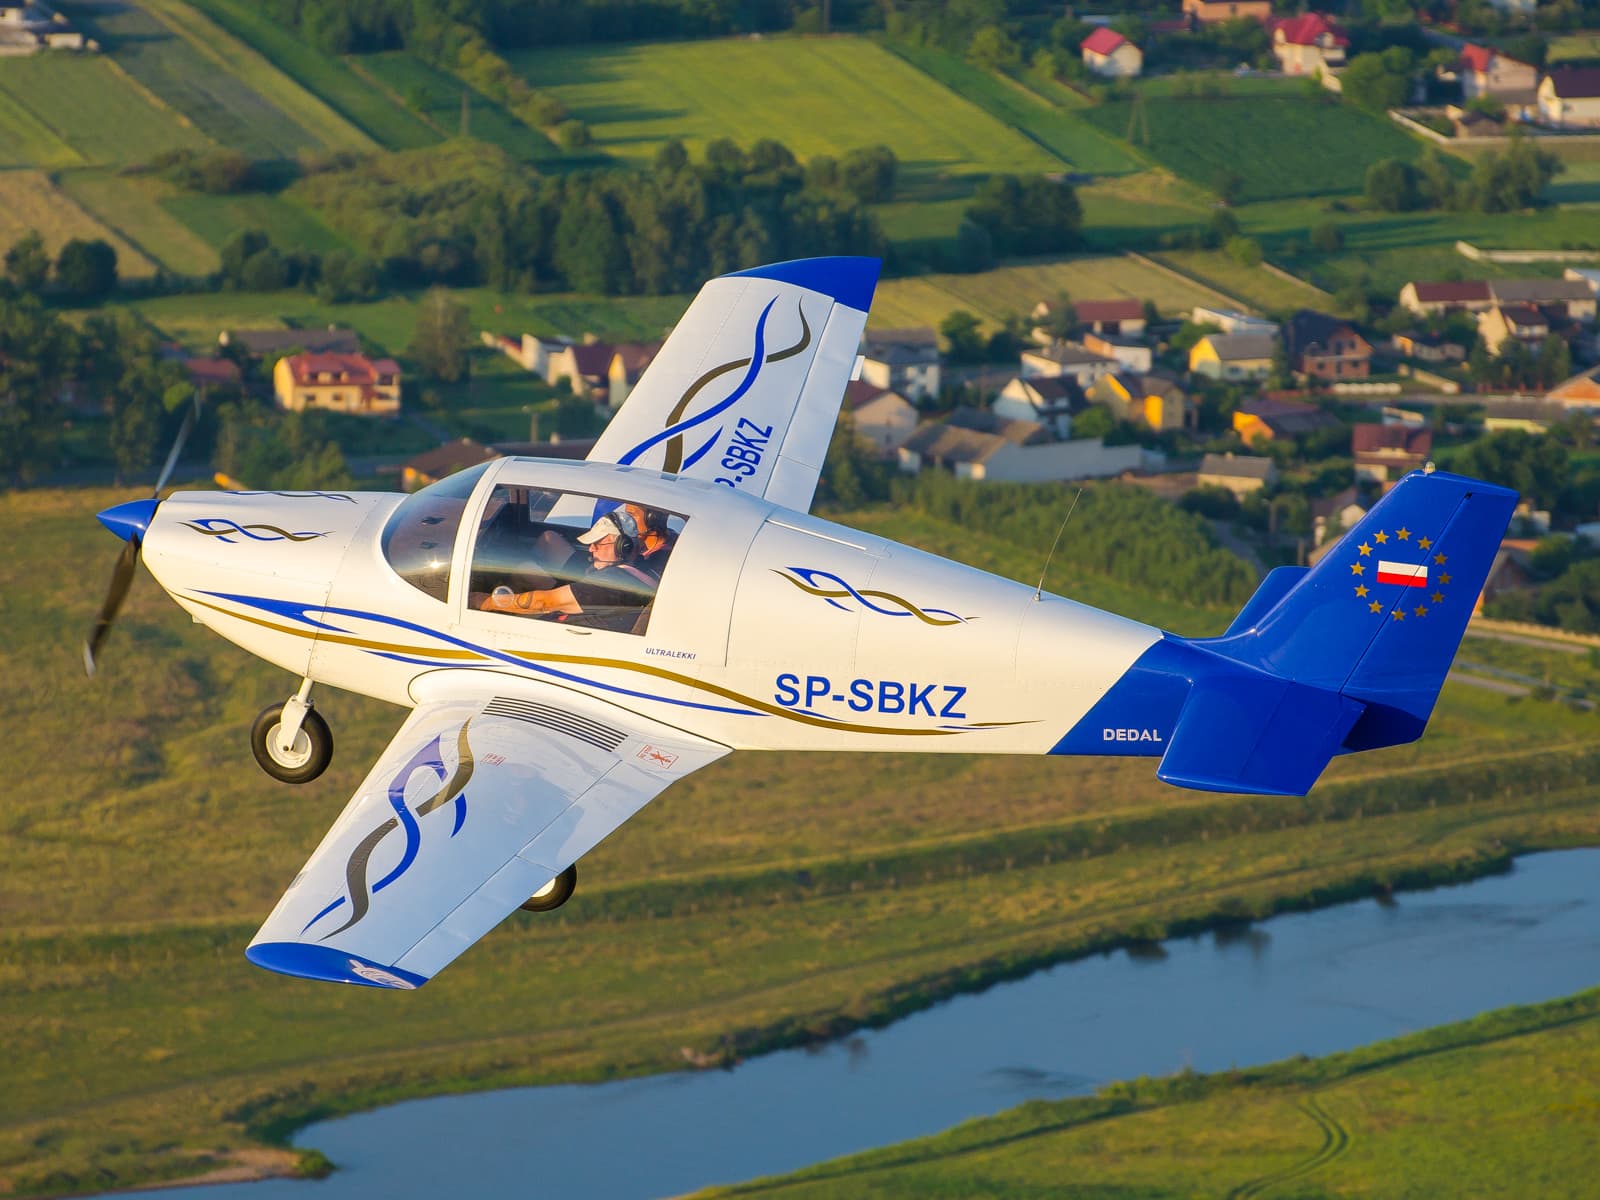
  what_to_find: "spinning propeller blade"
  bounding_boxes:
[82,394,200,677]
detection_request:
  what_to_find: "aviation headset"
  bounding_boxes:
[603,507,641,558]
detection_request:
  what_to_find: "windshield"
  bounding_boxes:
[380,462,492,602]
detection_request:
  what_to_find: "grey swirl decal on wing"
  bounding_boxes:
[303,719,475,939]
[183,519,329,544]
[774,568,971,626]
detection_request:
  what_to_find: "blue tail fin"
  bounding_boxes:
[1148,469,1516,793]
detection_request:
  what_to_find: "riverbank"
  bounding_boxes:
[9,486,1600,1197]
[706,986,1600,1198]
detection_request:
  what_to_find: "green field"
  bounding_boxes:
[57,169,223,276]
[1548,34,1600,63]
[709,988,1600,1198]
[1154,248,1332,315]
[178,0,439,151]
[0,54,207,167]
[158,191,350,256]
[6,475,1600,1193]
[358,52,557,161]
[883,40,1142,177]
[510,36,1059,188]
[1083,95,1425,203]
[0,170,159,279]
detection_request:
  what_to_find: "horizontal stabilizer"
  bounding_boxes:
[1223,566,1308,638]
[1157,671,1365,796]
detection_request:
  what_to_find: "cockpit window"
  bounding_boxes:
[469,486,682,635]
[380,462,492,602]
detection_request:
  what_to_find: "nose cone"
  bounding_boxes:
[97,498,160,544]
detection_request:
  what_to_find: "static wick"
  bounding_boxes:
[1034,488,1084,602]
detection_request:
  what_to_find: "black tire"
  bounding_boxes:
[250,704,333,785]
[521,863,577,912]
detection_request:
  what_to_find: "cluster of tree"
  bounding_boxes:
[1155,208,1259,261]
[1364,138,1562,214]
[1449,429,1569,510]
[292,138,890,295]
[3,231,120,302]
[1467,334,1572,394]
[144,148,264,194]
[885,468,1259,608]
[212,403,353,491]
[955,174,1081,270]
[1486,557,1600,633]
[0,298,188,485]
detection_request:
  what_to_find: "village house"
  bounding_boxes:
[544,341,616,399]
[401,438,501,492]
[1397,280,1494,316]
[1182,0,1272,24]
[1188,332,1276,382]
[861,328,941,401]
[1074,298,1148,336]
[1538,67,1600,129]
[1087,372,1191,432]
[1390,331,1465,363]
[1020,342,1120,387]
[1311,486,1368,548]
[1081,330,1153,374]
[1492,279,1596,322]
[841,380,920,455]
[183,356,242,393]
[0,1,90,52]
[219,326,361,359]
[1477,305,1549,355]
[1565,267,1600,295]
[1353,424,1432,482]
[993,375,1087,439]
[1081,27,1143,78]
[1197,452,1276,497]
[899,408,1149,483]
[1547,365,1600,411]
[273,352,401,417]
[1482,400,1568,433]
[1233,395,1341,443]
[1189,306,1279,336]
[1270,12,1348,77]
[1284,310,1372,380]
[1457,44,1538,102]
[605,341,663,411]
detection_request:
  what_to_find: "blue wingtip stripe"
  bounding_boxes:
[246,942,429,990]
[725,256,879,313]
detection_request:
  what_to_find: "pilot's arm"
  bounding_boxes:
[479,584,581,616]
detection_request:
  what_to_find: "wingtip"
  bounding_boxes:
[246,942,429,990]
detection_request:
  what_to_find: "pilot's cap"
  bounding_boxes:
[577,508,639,544]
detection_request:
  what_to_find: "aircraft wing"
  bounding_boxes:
[586,256,880,513]
[246,677,729,989]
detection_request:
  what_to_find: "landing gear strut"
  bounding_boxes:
[521,863,577,912]
[250,678,333,785]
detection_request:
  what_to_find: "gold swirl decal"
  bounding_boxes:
[183,519,328,544]
[773,568,970,626]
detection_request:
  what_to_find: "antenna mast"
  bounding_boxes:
[1034,487,1083,601]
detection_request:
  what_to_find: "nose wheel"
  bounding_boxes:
[520,864,577,912]
[251,681,333,784]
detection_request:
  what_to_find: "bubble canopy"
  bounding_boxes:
[379,462,494,602]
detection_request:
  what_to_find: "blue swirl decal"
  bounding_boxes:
[775,568,969,626]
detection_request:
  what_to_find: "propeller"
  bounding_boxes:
[83,395,200,677]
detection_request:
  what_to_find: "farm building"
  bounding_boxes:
[1270,12,1348,77]
[1190,307,1279,336]
[1087,372,1191,432]
[1182,0,1272,25]
[221,327,361,359]
[1547,366,1600,411]
[860,328,941,401]
[993,376,1088,440]
[1397,280,1494,316]
[1082,331,1152,374]
[1477,305,1549,355]
[1539,67,1600,129]
[1233,395,1341,442]
[1353,425,1432,483]
[1081,28,1142,78]
[274,352,401,417]
[1197,452,1275,497]
[842,381,920,455]
[1021,342,1120,387]
[1456,44,1538,103]
[1188,332,1276,382]
[1074,298,1147,336]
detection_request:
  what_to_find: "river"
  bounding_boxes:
[119,848,1600,1200]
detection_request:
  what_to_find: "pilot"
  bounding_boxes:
[480,507,659,629]
[623,502,676,568]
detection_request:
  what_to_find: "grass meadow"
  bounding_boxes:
[0,54,206,167]
[178,0,439,151]
[705,988,1600,1198]
[358,52,558,161]
[0,171,158,279]
[1153,248,1331,315]
[57,169,223,276]
[4,480,1600,1193]
[509,37,1059,188]
[1083,94,1424,203]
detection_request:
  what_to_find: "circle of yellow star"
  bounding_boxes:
[1414,605,1428,618]
[1392,609,1406,621]
[1419,537,1432,550]
[1358,542,1372,556]
[1351,562,1365,575]
[1434,553,1447,565]
[1375,530,1389,544]
[1355,584,1369,597]
[1432,591,1444,604]
[1369,600,1383,613]
[1440,573,1452,586]
[1397,527,1411,540]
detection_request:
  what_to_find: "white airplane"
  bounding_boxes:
[88,257,1516,990]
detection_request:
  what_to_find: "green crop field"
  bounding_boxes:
[1077,170,1212,249]
[1548,34,1600,63]
[4,480,1600,1193]
[0,54,206,167]
[358,52,557,161]
[869,254,1241,333]
[159,191,350,257]
[710,988,1600,1198]
[1083,95,1425,203]
[0,86,80,168]
[57,169,222,276]
[177,0,439,151]
[509,36,1059,187]
[1154,248,1332,315]
[0,171,158,279]
[882,41,1142,177]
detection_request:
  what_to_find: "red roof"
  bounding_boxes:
[1409,280,1493,304]
[1082,27,1129,56]
[1075,298,1144,323]
[1272,12,1348,47]
[185,357,241,388]
[1459,44,1493,73]
[1352,425,1432,456]
[286,352,399,387]
[844,380,891,411]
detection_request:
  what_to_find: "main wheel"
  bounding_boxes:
[521,863,577,912]
[250,704,333,785]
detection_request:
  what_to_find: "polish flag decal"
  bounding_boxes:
[1376,560,1428,587]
